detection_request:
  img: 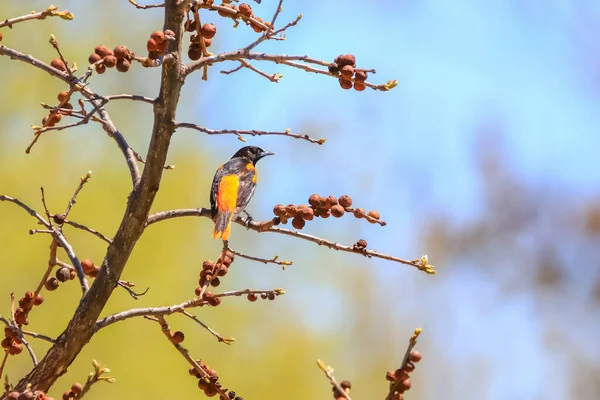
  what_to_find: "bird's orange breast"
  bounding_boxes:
[217,174,240,212]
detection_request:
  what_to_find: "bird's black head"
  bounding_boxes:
[231,146,275,164]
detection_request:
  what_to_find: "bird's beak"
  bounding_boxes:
[258,151,275,159]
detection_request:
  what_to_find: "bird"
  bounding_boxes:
[210,146,275,241]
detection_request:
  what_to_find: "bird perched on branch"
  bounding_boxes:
[210,146,275,241]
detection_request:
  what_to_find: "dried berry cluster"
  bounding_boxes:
[329,54,369,91]
[214,2,272,33]
[13,290,44,326]
[40,91,74,128]
[197,249,235,291]
[188,361,242,400]
[0,31,3,41]
[2,325,23,356]
[246,291,277,302]
[45,259,98,292]
[7,389,55,400]
[61,383,83,400]
[273,194,383,230]
[147,30,174,60]
[332,380,351,400]
[88,44,132,73]
[185,19,216,60]
[385,350,423,400]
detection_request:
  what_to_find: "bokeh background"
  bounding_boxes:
[2,1,600,399]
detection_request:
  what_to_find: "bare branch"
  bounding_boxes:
[128,0,165,10]
[182,311,234,345]
[0,6,74,29]
[75,360,115,399]
[227,246,292,269]
[145,208,435,273]
[100,94,155,104]
[221,59,283,83]
[174,123,325,145]
[94,288,284,331]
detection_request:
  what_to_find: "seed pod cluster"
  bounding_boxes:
[197,249,235,292]
[81,258,101,279]
[332,380,352,400]
[61,383,83,400]
[385,350,423,400]
[7,390,54,400]
[272,194,384,230]
[147,30,173,60]
[41,90,75,128]
[7,290,45,329]
[329,54,369,91]
[189,360,243,399]
[186,19,217,61]
[88,44,132,74]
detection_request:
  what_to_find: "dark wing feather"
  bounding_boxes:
[234,169,256,218]
[210,158,251,219]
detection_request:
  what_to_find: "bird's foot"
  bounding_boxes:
[242,210,254,229]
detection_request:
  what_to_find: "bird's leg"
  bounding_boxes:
[222,239,229,251]
[242,210,253,229]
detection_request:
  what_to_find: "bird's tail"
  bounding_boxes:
[212,210,233,240]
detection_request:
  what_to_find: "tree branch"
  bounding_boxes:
[0,6,74,29]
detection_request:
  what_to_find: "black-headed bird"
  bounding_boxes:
[210,146,275,241]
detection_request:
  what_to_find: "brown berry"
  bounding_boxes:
[353,208,365,218]
[94,45,111,57]
[57,91,69,103]
[308,194,321,207]
[89,266,100,278]
[386,370,396,382]
[1,337,11,349]
[56,267,71,283]
[171,331,185,344]
[292,216,305,229]
[201,23,217,39]
[247,293,257,302]
[238,3,253,18]
[340,380,351,390]
[394,368,408,381]
[0,32,3,42]
[325,196,338,208]
[250,16,265,33]
[188,43,202,61]
[341,65,354,79]
[9,342,22,355]
[331,205,345,218]
[320,209,331,219]
[81,259,94,274]
[113,45,129,60]
[339,195,352,208]
[34,294,44,306]
[185,20,196,32]
[147,38,159,52]
[354,82,366,92]
[14,309,27,325]
[367,210,380,220]
[354,69,368,82]
[102,55,115,67]
[116,58,131,73]
[210,277,221,287]
[95,63,106,74]
[50,58,66,72]
[45,277,59,291]
[4,325,16,339]
[409,350,421,362]
[157,39,168,53]
[298,206,314,221]
[70,383,83,395]
[339,79,352,90]
[88,53,102,64]
[59,103,73,115]
[335,54,356,67]
[261,293,268,299]
[203,38,212,48]
[403,362,415,372]
[273,204,286,217]
[355,239,367,249]
[50,112,62,124]
[151,30,165,43]
[195,287,202,296]
[203,260,215,271]
[42,116,52,127]
[267,292,275,300]
[218,3,235,17]
[400,378,411,391]
[61,391,71,400]
[208,296,221,307]
[147,50,160,60]
[285,204,298,217]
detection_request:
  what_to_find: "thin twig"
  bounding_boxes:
[221,59,283,82]
[227,247,292,269]
[62,220,112,244]
[174,123,325,145]
[98,94,155,104]
[316,359,351,400]
[64,171,92,217]
[182,311,234,344]
[117,281,149,300]
[127,0,165,9]
[75,360,115,399]
[0,6,74,29]
[0,352,8,386]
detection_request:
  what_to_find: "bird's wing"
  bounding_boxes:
[210,164,223,219]
[234,163,257,217]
